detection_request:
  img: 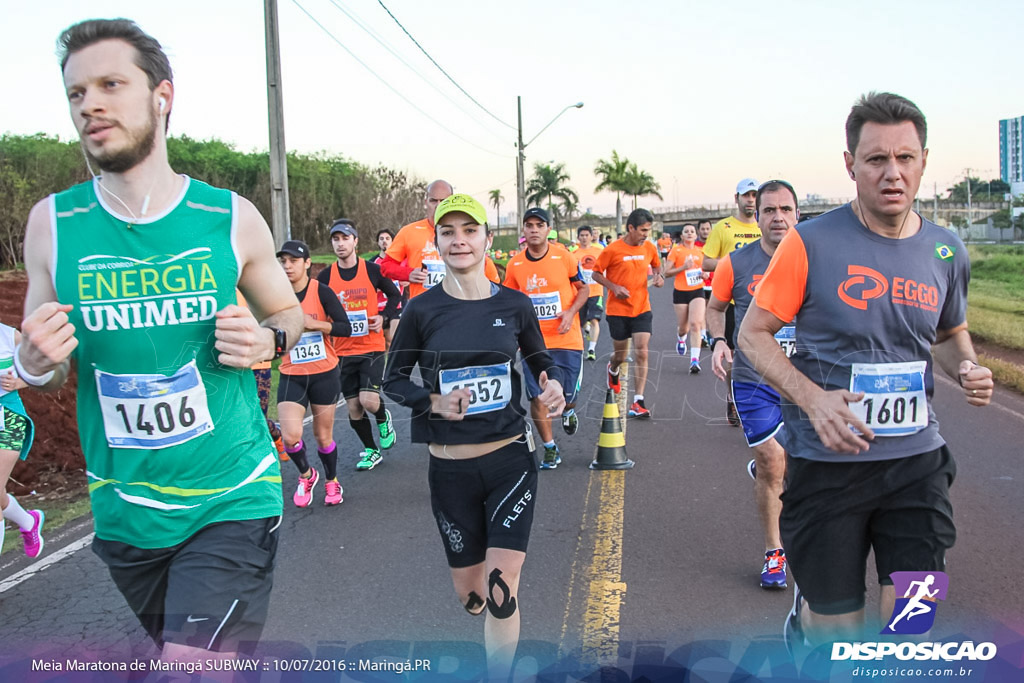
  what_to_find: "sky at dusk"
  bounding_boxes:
[3,0,1021,221]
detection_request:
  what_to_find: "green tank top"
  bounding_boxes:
[52,177,282,548]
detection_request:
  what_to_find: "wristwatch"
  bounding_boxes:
[712,336,729,347]
[270,327,287,359]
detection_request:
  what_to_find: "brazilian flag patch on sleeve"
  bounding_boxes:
[935,243,955,261]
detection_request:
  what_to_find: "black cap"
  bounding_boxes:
[523,207,551,225]
[329,219,357,237]
[276,240,310,259]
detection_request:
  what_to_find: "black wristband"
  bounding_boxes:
[712,336,729,347]
[270,327,287,359]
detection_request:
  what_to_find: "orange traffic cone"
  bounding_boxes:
[591,389,634,470]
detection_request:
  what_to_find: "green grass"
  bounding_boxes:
[979,354,1024,395]
[968,245,1024,350]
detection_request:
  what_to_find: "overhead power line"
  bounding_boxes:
[326,0,508,144]
[375,0,516,131]
[292,0,510,158]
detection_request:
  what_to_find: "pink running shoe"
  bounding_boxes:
[22,510,45,558]
[324,479,343,506]
[293,469,320,508]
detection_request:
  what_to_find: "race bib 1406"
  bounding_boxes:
[96,360,214,449]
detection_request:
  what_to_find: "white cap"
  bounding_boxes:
[736,178,759,195]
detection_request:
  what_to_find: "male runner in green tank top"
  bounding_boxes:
[17,18,303,663]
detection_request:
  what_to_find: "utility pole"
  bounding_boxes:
[265,0,291,244]
[965,168,973,235]
[933,182,938,224]
[516,96,526,230]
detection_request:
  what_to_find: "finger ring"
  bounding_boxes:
[972,389,977,396]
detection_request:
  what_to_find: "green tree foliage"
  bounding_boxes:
[489,188,503,227]
[525,162,578,227]
[0,134,425,267]
[621,162,663,210]
[946,177,1011,203]
[594,150,630,232]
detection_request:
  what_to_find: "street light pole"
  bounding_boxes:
[515,98,583,230]
[516,96,525,230]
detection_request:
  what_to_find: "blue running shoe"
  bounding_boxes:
[540,444,561,469]
[761,548,788,589]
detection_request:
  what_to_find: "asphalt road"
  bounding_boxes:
[1,282,1022,682]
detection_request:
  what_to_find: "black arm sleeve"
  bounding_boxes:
[366,260,402,319]
[316,282,352,337]
[516,299,565,389]
[315,265,332,286]
[382,303,433,414]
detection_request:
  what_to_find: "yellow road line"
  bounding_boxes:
[580,470,627,666]
[578,359,629,667]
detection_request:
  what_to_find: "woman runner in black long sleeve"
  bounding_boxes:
[384,194,565,679]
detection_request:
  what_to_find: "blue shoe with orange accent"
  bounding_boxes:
[761,548,788,589]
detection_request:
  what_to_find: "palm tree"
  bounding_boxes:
[621,163,663,211]
[488,188,503,228]
[594,150,631,232]
[525,162,579,228]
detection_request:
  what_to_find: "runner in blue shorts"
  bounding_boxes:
[504,207,588,468]
[709,180,799,590]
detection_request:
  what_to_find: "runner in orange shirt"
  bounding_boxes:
[592,208,664,418]
[505,208,588,469]
[657,231,673,263]
[662,223,707,373]
[380,180,452,299]
[696,218,714,346]
[574,225,605,361]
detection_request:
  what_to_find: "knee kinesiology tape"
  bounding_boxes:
[486,568,517,619]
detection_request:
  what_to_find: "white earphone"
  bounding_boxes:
[159,97,167,112]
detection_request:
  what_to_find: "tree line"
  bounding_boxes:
[0,133,427,268]
[489,150,663,234]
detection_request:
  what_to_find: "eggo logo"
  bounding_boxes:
[838,265,889,310]
[747,273,764,297]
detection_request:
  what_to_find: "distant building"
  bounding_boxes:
[999,116,1024,196]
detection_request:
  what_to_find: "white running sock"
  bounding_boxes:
[691,348,700,363]
[3,495,35,530]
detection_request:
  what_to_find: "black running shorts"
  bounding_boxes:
[780,446,956,615]
[606,311,653,341]
[672,289,704,305]
[92,516,281,653]
[278,367,340,407]
[578,295,604,323]
[428,439,538,568]
[338,352,386,399]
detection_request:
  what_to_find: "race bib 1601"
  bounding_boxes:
[848,360,928,437]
